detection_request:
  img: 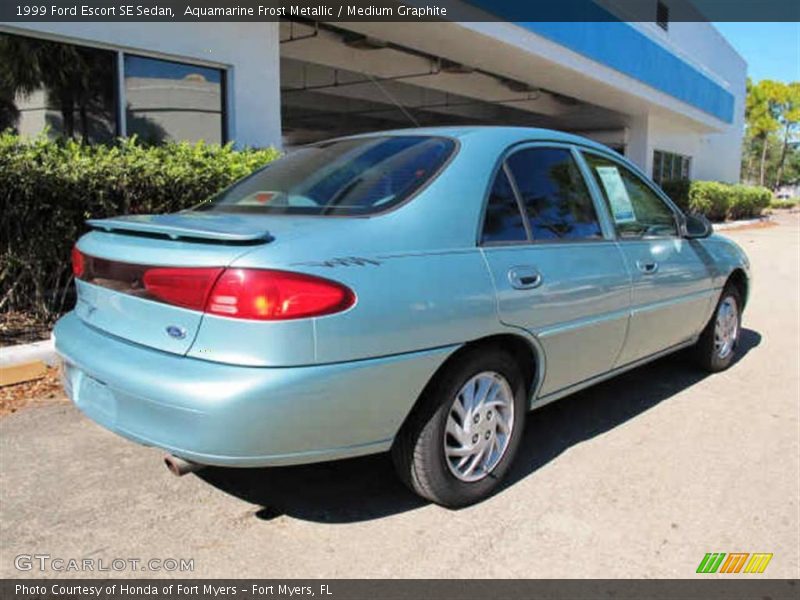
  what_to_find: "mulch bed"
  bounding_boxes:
[0,310,53,347]
[0,366,65,417]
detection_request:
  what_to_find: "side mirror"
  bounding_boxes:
[684,213,713,239]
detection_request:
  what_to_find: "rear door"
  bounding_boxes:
[480,144,631,398]
[580,150,716,365]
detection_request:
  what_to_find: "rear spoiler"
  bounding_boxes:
[86,214,272,244]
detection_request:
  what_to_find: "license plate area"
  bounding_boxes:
[64,362,118,425]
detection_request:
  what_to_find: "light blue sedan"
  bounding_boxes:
[56,127,750,507]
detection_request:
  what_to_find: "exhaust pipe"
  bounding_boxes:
[164,454,204,477]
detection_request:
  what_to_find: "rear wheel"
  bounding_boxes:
[392,347,527,508]
[694,284,742,372]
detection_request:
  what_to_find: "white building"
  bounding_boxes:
[1,2,747,183]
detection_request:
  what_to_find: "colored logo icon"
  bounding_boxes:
[696,553,773,574]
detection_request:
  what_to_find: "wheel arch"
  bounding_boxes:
[396,331,544,442]
[726,268,749,309]
[459,333,543,401]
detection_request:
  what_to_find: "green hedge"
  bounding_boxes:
[660,180,772,222]
[770,199,799,209]
[0,133,279,324]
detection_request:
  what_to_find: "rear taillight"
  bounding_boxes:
[71,249,353,320]
[143,267,224,311]
[206,269,356,320]
[71,246,85,278]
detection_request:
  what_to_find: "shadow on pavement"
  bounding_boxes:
[198,328,761,523]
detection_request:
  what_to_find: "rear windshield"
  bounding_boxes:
[197,135,456,216]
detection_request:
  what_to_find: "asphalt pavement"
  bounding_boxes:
[1,213,798,579]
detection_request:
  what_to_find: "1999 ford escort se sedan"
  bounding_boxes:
[55,127,750,507]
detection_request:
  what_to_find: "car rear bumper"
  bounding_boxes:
[54,312,455,467]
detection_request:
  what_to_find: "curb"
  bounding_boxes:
[714,217,771,231]
[0,334,58,387]
[0,337,57,368]
[0,337,58,386]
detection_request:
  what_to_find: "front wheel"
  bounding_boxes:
[694,284,742,372]
[391,347,527,508]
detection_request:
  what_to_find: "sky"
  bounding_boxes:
[713,22,800,83]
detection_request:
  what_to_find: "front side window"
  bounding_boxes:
[481,168,528,243]
[125,55,225,144]
[584,153,678,239]
[505,147,603,241]
[197,135,455,216]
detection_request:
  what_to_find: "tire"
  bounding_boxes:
[694,283,743,372]
[391,346,527,508]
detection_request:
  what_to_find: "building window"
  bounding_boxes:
[124,55,226,144]
[0,32,118,143]
[653,150,691,185]
[656,1,670,31]
[0,32,227,146]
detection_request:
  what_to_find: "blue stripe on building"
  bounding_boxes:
[465,1,735,123]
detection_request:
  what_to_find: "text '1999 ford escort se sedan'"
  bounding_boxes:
[56,127,750,507]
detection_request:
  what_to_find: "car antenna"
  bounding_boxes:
[364,72,420,127]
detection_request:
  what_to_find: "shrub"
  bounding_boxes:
[661,180,771,222]
[728,185,772,220]
[770,199,799,209]
[0,132,279,327]
[687,181,731,221]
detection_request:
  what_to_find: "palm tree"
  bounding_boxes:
[0,33,115,141]
[0,34,42,132]
[0,88,20,131]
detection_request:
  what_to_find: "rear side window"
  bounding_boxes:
[506,148,603,241]
[481,168,528,243]
[198,136,455,216]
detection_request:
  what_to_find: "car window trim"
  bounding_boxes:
[572,147,618,241]
[502,161,535,243]
[476,154,531,247]
[578,148,686,240]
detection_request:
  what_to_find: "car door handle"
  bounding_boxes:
[636,260,659,274]
[508,267,543,290]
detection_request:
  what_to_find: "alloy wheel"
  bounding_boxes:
[714,295,739,359]
[443,371,515,482]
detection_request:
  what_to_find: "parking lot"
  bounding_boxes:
[1,214,798,579]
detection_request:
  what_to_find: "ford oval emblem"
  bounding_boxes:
[166,325,187,340]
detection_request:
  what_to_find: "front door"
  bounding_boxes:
[480,145,631,398]
[580,151,716,365]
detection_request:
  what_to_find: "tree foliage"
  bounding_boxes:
[742,79,800,189]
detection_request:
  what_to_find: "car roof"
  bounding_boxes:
[351,125,616,154]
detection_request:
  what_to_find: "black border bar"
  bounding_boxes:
[1,0,799,23]
[2,579,799,600]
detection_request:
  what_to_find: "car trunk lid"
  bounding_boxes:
[75,213,273,356]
